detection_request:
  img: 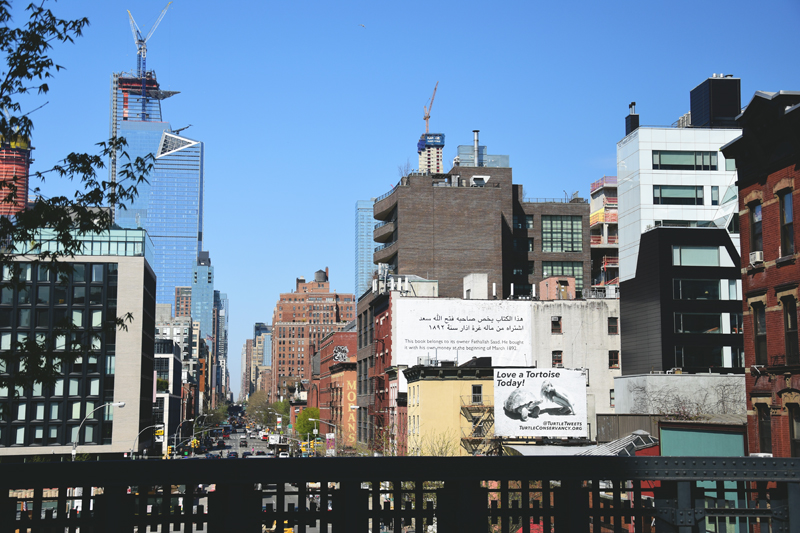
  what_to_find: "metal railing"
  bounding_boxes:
[374,241,397,253]
[522,197,588,204]
[375,182,401,204]
[374,220,393,230]
[2,456,799,532]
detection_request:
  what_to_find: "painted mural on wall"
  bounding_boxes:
[493,368,588,438]
[394,299,532,367]
[332,346,350,362]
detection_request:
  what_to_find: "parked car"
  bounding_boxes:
[278,452,290,458]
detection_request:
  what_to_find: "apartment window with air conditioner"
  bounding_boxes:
[781,192,794,256]
[751,204,763,253]
[551,317,562,334]
[609,350,619,369]
[552,351,563,367]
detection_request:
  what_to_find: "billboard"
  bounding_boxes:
[394,299,531,367]
[493,368,587,438]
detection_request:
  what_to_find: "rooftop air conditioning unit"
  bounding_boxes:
[749,251,764,266]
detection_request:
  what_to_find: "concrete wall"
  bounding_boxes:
[614,374,746,416]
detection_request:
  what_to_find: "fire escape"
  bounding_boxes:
[460,393,498,455]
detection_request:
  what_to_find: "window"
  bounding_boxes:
[543,261,584,292]
[653,185,704,205]
[609,350,619,369]
[711,186,719,206]
[551,316,562,334]
[673,279,721,300]
[784,297,799,365]
[751,204,763,252]
[527,238,534,252]
[652,150,717,170]
[527,261,534,276]
[472,385,482,405]
[790,404,800,457]
[757,404,772,454]
[672,246,719,267]
[781,193,794,256]
[674,313,721,334]
[675,346,723,368]
[513,215,523,229]
[610,389,615,408]
[512,268,523,276]
[552,351,563,367]
[753,304,767,365]
[542,215,582,252]
[608,317,618,334]
[526,215,534,229]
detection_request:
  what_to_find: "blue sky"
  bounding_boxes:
[17,0,800,399]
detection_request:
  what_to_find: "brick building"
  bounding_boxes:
[269,269,355,402]
[372,132,590,300]
[315,330,357,450]
[722,89,800,456]
[174,287,191,318]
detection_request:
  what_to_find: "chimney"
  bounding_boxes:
[625,102,639,135]
[473,130,480,167]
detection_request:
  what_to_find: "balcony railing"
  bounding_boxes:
[2,457,798,532]
[374,181,401,203]
[590,176,617,193]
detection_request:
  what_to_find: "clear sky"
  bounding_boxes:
[16,0,800,399]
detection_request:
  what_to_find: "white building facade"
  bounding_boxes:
[617,126,741,283]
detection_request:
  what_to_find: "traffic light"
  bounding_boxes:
[167,446,173,456]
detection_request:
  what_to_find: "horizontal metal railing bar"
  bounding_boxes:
[2,457,800,488]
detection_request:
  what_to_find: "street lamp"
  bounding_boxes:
[71,401,125,461]
[172,418,194,457]
[309,418,338,456]
[130,423,165,459]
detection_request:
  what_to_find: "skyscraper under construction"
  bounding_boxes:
[109,19,204,306]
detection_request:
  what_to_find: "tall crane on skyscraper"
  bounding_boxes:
[423,81,438,134]
[128,2,172,119]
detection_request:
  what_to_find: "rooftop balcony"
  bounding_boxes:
[373,240,398,264]
[590,176,618,194]
[373,220,395,243]
[2,456,797,532]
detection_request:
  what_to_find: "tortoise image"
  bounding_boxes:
[503,388,542,421]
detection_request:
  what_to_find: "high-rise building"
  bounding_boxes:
[618,76,746,375]
[0,136,32,217]
[373,131,589,299]
[174,286,191,317]
[270,269,355,401]
[191,252,214,340]
[355,199,376,299]
[110,69,204,306]
[589,176,619,289]
[417,133,445,173]
[0,228,157,457]
[617,76,742,284]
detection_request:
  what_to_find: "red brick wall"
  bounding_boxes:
[741,163,800,457]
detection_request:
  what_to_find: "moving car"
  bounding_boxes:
[227,451,239,459]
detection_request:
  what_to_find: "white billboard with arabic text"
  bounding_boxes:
[394,299,531,367]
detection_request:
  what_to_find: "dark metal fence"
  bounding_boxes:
[2,456,799,533]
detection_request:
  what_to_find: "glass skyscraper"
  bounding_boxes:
[355,199,376,298]
[110,71,204,305]
[191,251,214,340]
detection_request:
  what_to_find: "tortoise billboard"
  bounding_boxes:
[493,368,587,438]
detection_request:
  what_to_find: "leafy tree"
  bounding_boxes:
[203,403,228,427]
[0,1,151,397]
[294,407,320,437]
[271,399,290,416]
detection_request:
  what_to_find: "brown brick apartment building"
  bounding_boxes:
[723,90,800,457]
[372,164,590,299]
[269,269,355,401]
[314,331,357,450]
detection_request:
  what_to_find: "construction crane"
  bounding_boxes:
[423,81,438,134]
[127,2,172,120]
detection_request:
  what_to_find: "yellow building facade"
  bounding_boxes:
[405,365,495,457]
